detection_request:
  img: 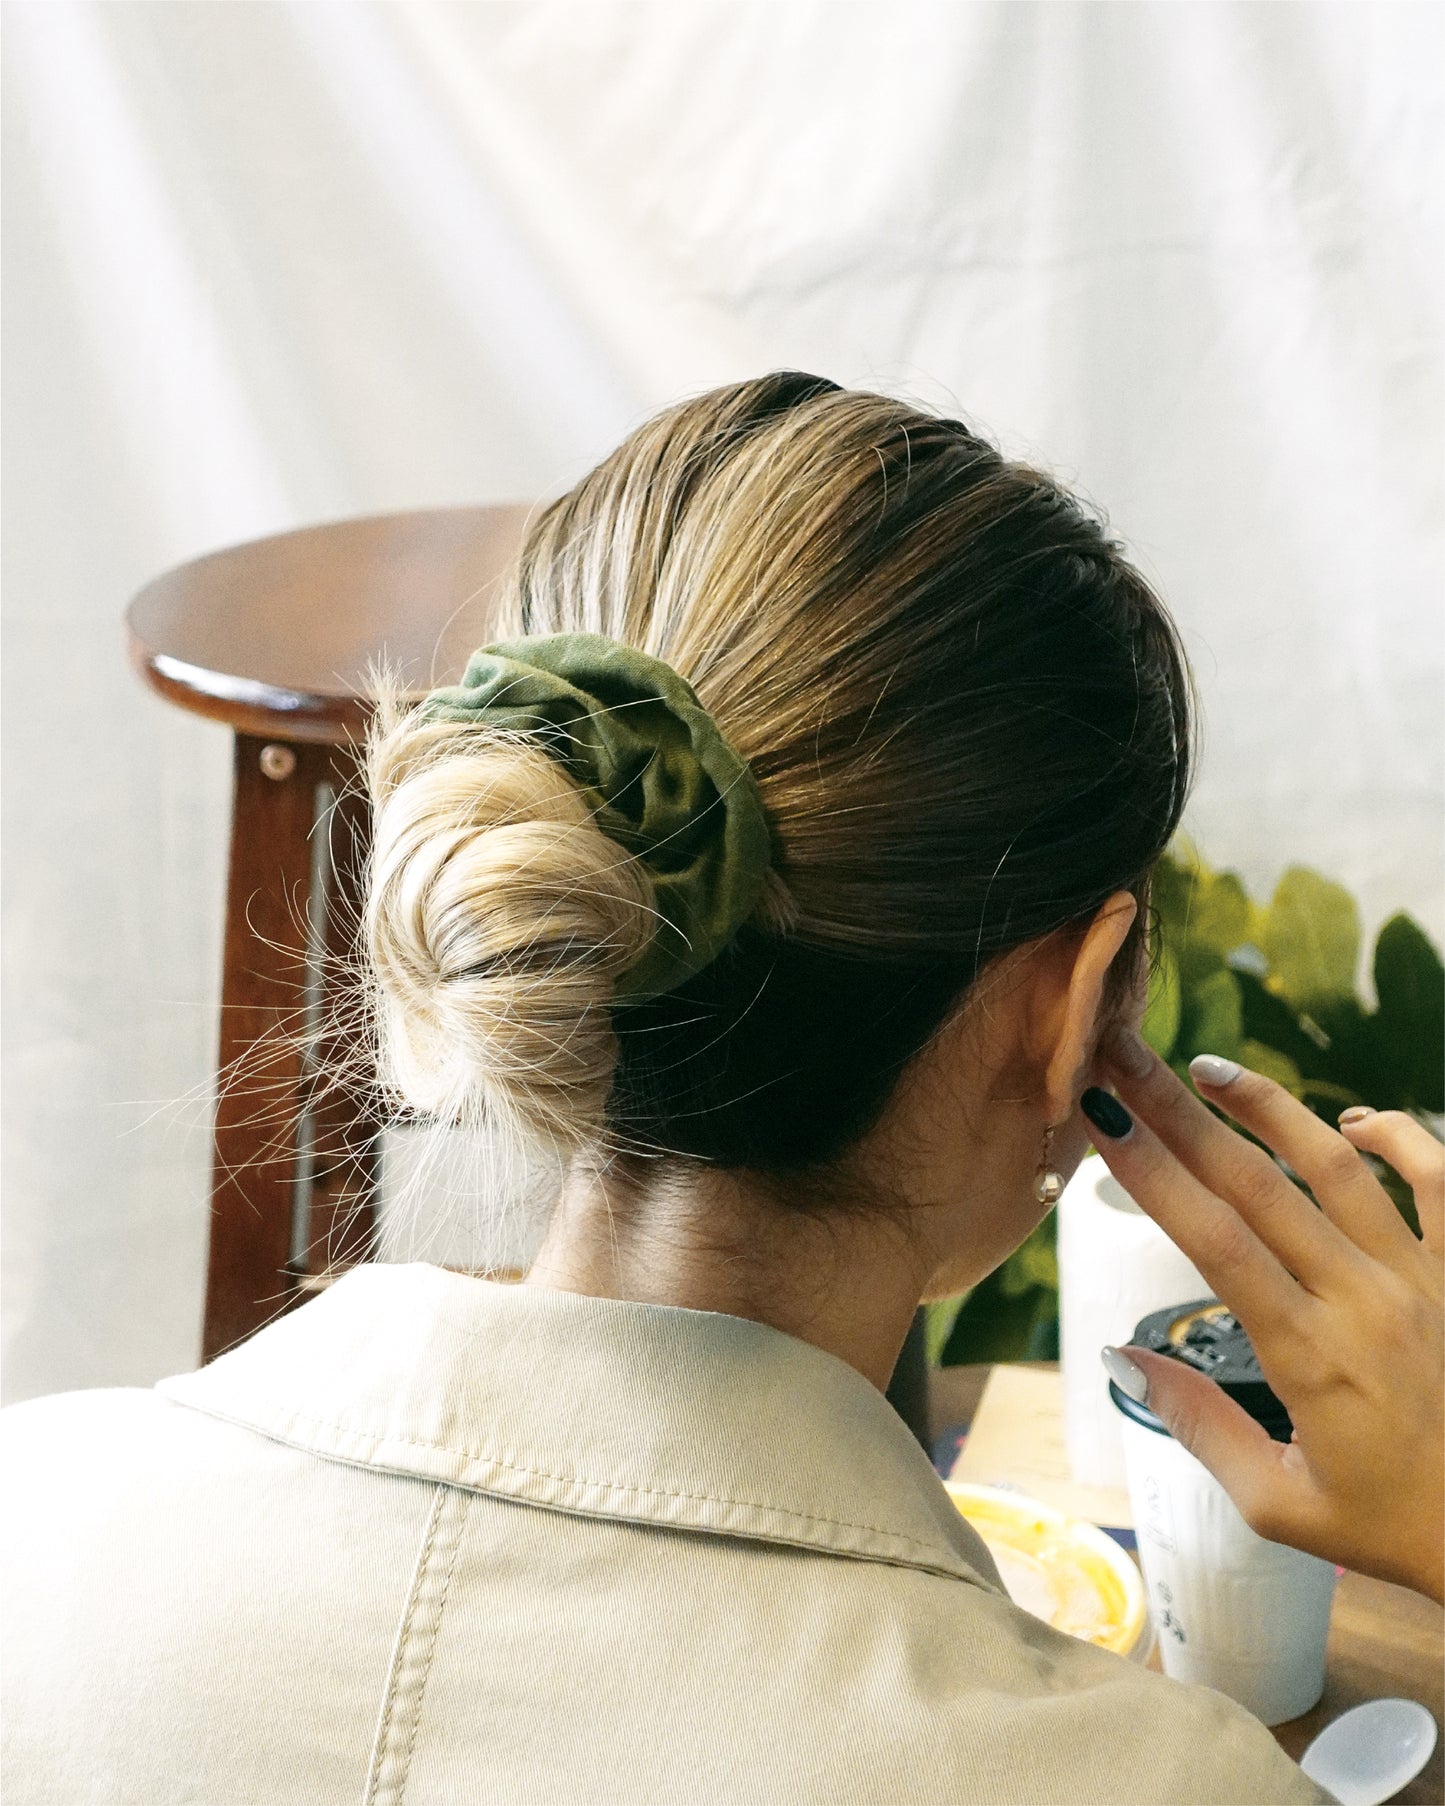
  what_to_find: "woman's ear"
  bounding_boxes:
[1041,891,1139,1124]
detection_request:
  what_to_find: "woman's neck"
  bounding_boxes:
[523,1162,932,1393]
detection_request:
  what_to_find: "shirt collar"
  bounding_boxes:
[156,1262,1003,1595]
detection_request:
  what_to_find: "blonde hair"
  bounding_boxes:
[365,373,1193,1212]
[365,721,653,1154]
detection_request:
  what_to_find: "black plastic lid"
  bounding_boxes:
[1108,1297,1295,1444]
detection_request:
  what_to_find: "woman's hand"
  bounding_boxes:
[1083,1031,1443,1605]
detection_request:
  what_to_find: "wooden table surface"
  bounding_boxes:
[930,1365,1444,1804]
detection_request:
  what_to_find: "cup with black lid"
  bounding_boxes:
[1110,1298,1336,1726]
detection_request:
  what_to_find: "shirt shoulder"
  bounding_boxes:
[1,1383,227,1498]
[1090,1658,1336,1805]
[3,1383,168,1433]
[1,1385,429,1806]
[1,1384,171,1486]
[814,1556,1337,1806]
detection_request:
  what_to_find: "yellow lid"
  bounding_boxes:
[944,1481,1148,1658]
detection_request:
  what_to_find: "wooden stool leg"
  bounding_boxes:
[202,734,326,1363]
[297,752,380,1283]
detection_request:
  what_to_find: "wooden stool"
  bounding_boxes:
[126,506,530,1362]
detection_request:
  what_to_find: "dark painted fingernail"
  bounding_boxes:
[1081,1086,1133,1139]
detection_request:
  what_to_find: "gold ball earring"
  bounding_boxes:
[1033,1124,1065,1205]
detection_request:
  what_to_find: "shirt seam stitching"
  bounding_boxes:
[365,1482,464,1806]
[365,1485,440,1806]
[400,1488,462,1796]
[158,1383,965,1561]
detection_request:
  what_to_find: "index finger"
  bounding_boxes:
[1077,1085,1308,1346]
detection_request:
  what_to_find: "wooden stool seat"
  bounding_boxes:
[127,505,529,1360]
[128,505,531,741]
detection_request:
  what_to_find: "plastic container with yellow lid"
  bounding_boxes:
[944,1481,1151,1661]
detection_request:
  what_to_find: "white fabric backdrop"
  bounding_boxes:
[3,0,1441,1404]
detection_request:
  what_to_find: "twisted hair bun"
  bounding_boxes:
[365,708,655,1151]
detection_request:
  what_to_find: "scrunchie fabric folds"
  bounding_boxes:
[417,633,773,1003]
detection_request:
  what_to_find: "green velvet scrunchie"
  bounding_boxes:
[417,633,774,1004]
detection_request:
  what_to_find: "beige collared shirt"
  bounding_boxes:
[2,1262,1332,1804]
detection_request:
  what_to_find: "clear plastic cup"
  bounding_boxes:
[1111,1299,1337,1726]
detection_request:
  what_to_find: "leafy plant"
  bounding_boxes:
[932,843,1444,1368]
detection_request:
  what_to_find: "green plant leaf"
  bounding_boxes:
[1192,870,1254,955]
[924,1293,969,1367]
[996,1216,1058,1296]
[1179,966,1244,1062]
[1237,1039,1304,1096]
[1149,848,1199,941]
[1299,1077,1368,1114]
[1373,914,1445,1112]
[1028,1310,1060,1362]
[1261,867,1360,1010]
[940,1268,1055,1366]
[1308,996,1410,1113]
[1142,942,1182,1059]
[1237,970,1327,1078]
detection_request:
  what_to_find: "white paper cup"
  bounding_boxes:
[1114,1399,1336,1724]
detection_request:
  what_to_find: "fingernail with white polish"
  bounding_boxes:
[1190,1054,1241,1088]
[1101,1345,1149,1404]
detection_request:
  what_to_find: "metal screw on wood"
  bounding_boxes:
[259,743,297,781]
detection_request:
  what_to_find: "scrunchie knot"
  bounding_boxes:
[417,633,773,1003]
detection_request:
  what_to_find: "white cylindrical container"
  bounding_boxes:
[1111,1304,1337,1727]
[1058,1154,1208,1489]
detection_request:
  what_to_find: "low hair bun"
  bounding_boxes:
[365,709,655,1152]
